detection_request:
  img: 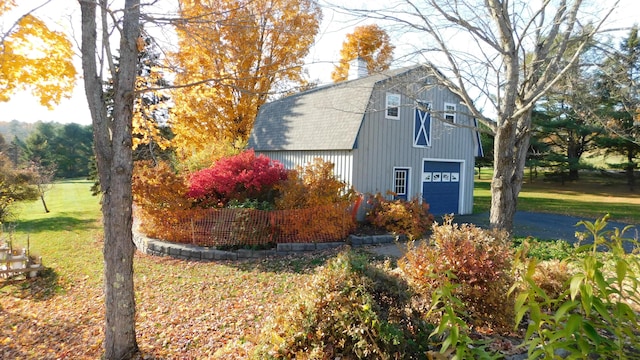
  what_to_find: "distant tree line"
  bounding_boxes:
[476,26,640,191]
[1,121,93,179]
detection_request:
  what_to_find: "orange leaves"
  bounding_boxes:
[275,158,356,209]
[169,0,322,153]
[331,24,395,82]
[366,193,433,240]
[0,9,76,108]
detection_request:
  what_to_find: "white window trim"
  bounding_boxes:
[393,167,411,197]
[444,102,456,125]
[386,93,401,120]
[413,101,431,148]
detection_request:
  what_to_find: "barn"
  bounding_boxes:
[248,62,482,216]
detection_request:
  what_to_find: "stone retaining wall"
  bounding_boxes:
[133,230,400,261]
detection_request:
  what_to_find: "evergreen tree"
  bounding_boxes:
[595,26,640,191]
[56,123,93,178]
[6,135,24,167]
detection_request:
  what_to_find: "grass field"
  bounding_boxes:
[1,175,639,359]
[473,171,640,224]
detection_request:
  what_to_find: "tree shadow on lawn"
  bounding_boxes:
[11,216,99,234]
[0,302,102,359]
[1,267,63,302]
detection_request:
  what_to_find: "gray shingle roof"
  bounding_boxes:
[249,65,423,151]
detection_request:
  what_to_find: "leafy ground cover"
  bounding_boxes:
[1,178,639,359]
[0,181,343,358]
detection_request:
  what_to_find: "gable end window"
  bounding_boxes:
[386,93,401,120]
[414,101,431,147]
[444,102,456,125]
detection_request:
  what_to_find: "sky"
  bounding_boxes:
[0,0,638,125]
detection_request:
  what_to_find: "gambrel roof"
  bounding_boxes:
[249,65,426,151]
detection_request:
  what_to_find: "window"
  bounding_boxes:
[386,93,401,119]
[444,102,456,124]
[393,167,410,200]
[414,101,431,147]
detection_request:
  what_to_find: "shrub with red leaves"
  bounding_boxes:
[399,216,515,333]
[187,149,287,207]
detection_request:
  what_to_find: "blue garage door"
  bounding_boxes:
[422,161,461,215]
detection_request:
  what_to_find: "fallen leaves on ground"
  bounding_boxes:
[1,248,344,359]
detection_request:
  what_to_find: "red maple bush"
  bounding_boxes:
[187,149,287,207]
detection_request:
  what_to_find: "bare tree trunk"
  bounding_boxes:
[627,150,636,192]
[490,114,531,233]
[80,0,140,359]
[39,194,50,213]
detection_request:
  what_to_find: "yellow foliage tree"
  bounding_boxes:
[0,1,76,107]
[331,24,394,83]
[131,32,171,158]
[169,0,321,156]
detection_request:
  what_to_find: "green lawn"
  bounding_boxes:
[473,171,640,224]
[9,180,104,285]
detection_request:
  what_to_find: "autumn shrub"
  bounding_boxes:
[273,158,358,242]
[512,216,640,359]
[275,158,357,209]
[399,217,515,333]
[0,153,38,223]
[366,192,433,240]
[530,259,573,303]
[252,250,431,359]
[187,149,287,207]
[132,160,192,239]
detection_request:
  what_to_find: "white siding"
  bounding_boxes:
[257,150,354,185]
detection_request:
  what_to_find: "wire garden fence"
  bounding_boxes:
[136,201,359,247]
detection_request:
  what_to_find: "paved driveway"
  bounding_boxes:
[371,211,638,258]
[453,211,636,244]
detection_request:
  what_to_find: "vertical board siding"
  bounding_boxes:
[253,67,477,215]
[353,70,476,214]
[257,150,354,185]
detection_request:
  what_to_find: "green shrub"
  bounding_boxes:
[512,215,640,359]
[366,192,434,240]
[226,198,274,210]
[426,279,502,359]
[513,237,574,260]
[251,251,431,359]
[399,217,516,333]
